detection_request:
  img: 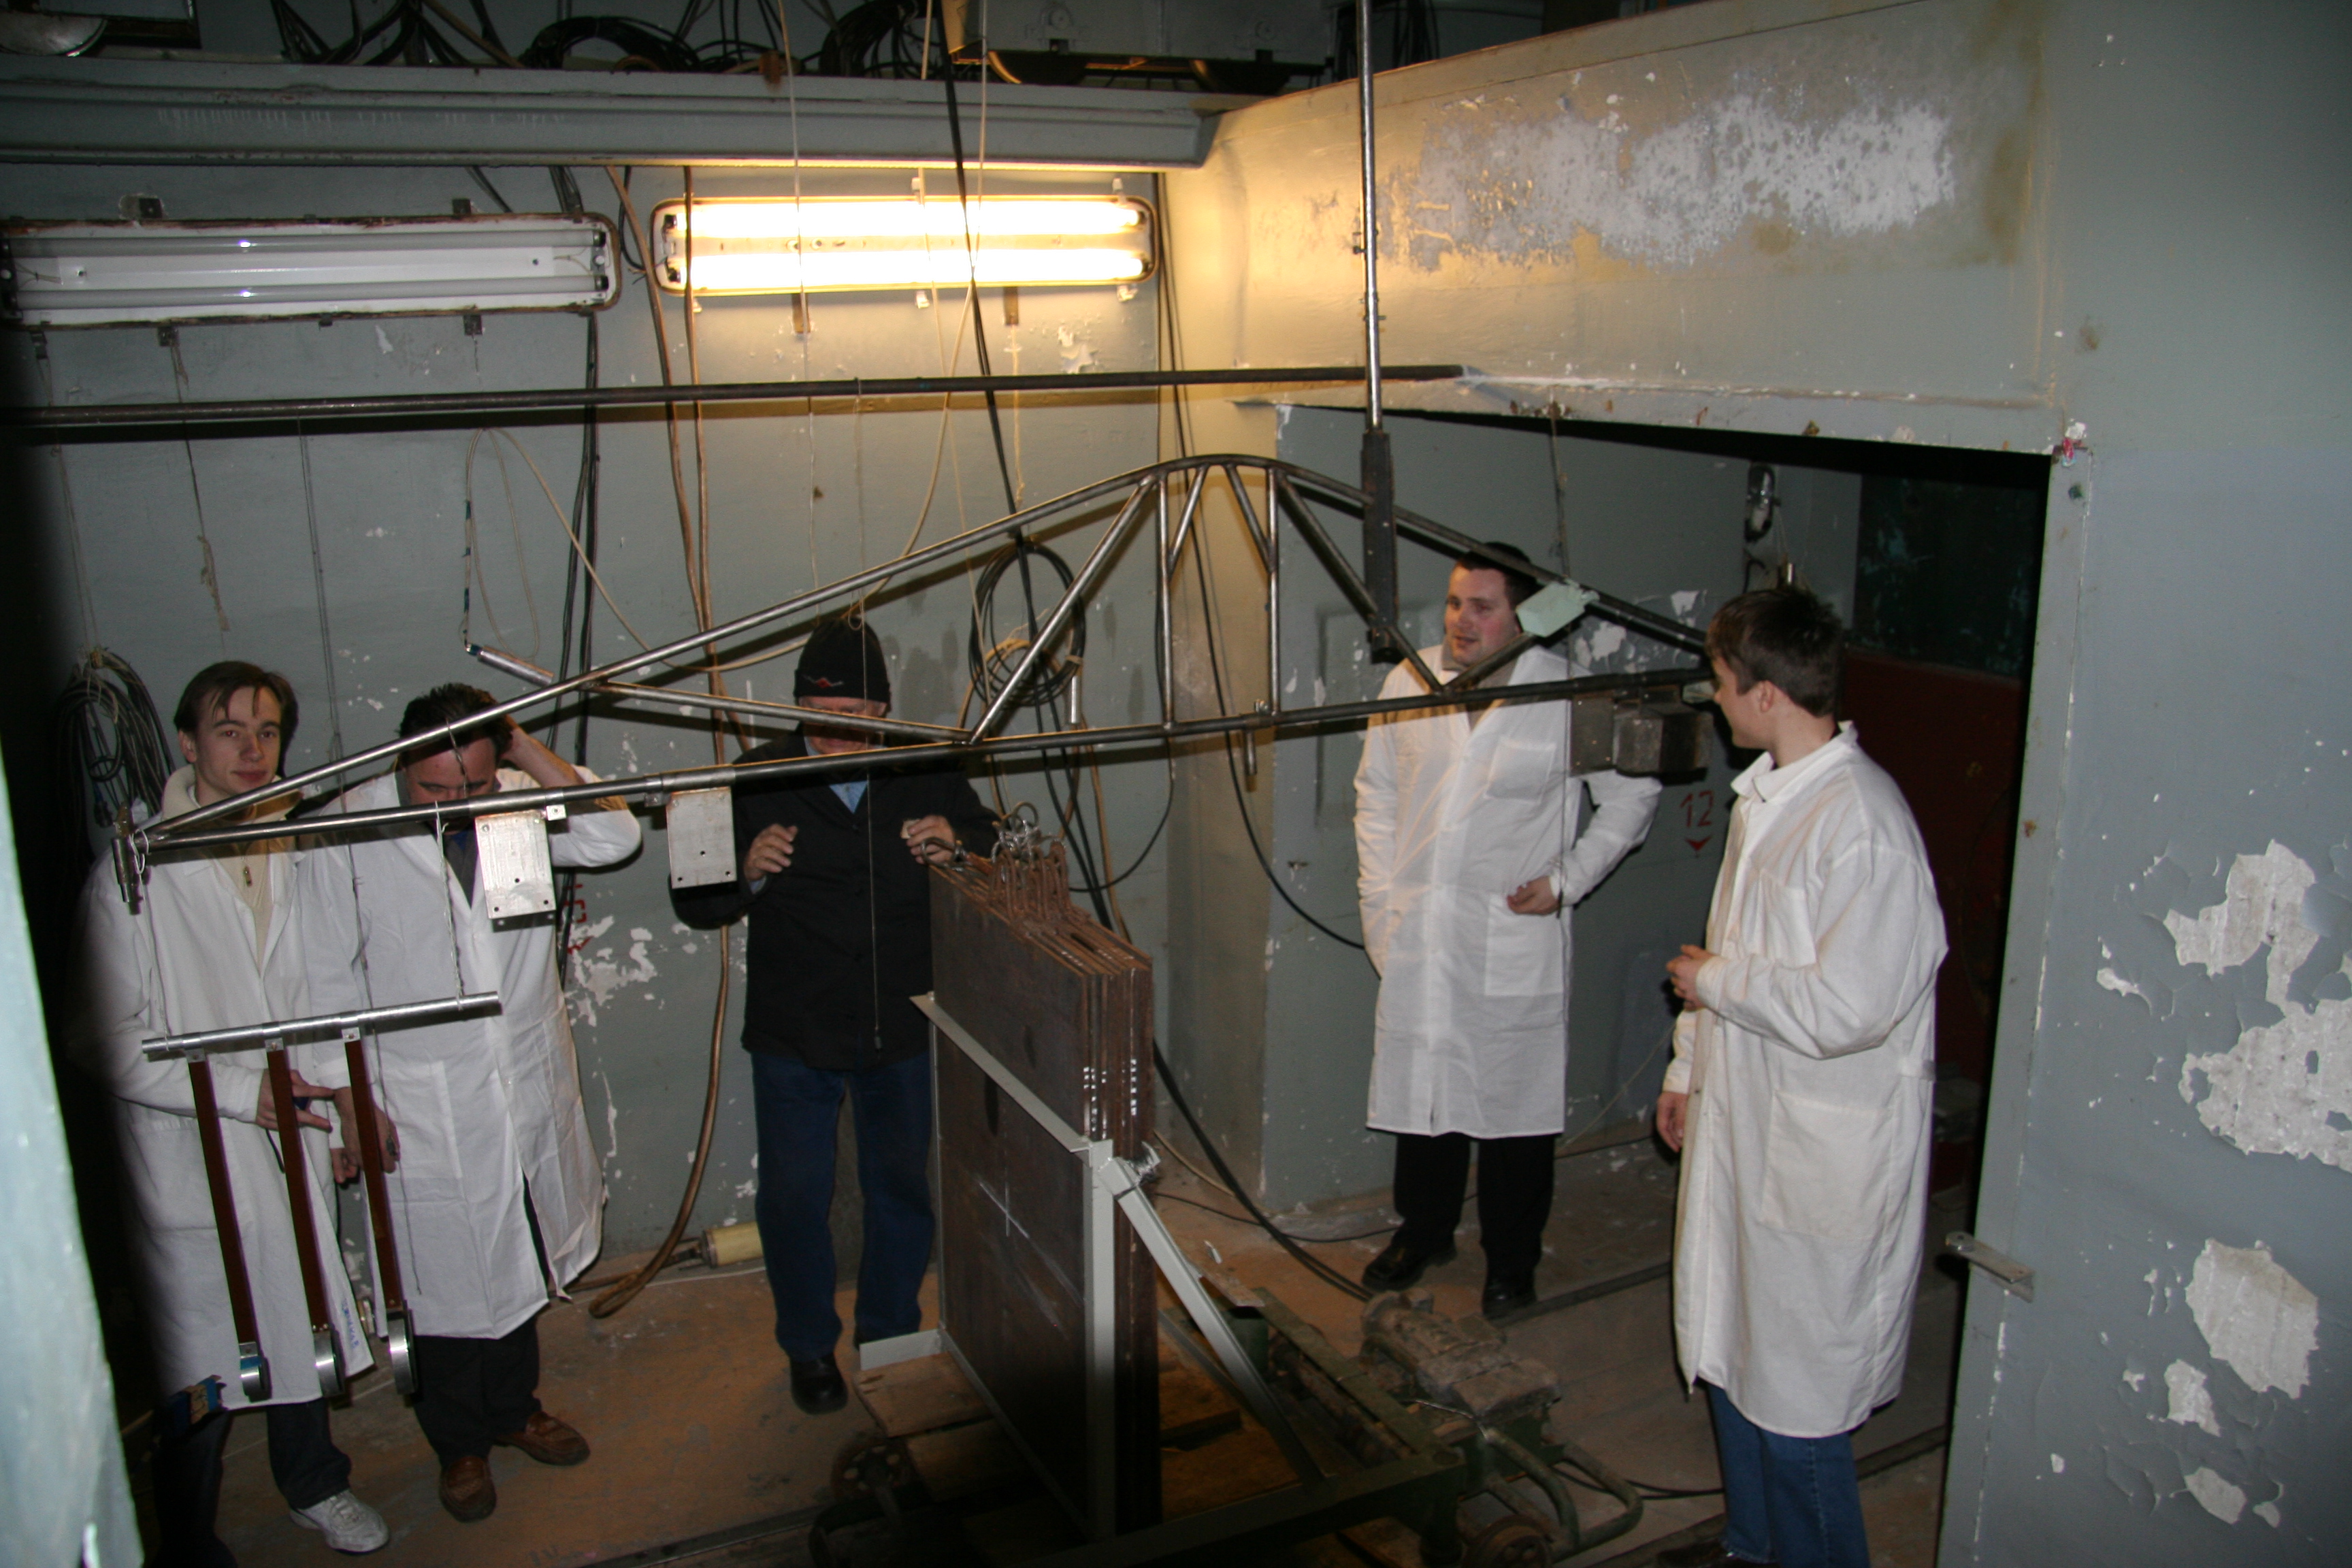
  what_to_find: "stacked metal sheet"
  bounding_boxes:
[929,833,1159,1532]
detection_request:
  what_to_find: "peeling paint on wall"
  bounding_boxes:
[2184,1239,2319,1399]
[2169,843,2352,1169]
[2184,1466,2247,1524]
[1399,82,1956,274]
[2161,1360,2219,1435]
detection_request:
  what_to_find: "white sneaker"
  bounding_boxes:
[289,1490,391,1553]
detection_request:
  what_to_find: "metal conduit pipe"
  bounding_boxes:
[149,453,1703,848]
[136,666,1708,855]
[1,363,1470,429]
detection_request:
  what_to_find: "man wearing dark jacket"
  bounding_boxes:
[674,612,996,1415]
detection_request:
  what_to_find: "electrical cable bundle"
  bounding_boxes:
[56,647,175,862]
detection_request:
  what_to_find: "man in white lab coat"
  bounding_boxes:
[1355,543,1661,1317]
[76,662,389,1563]
[301,683,640,1523]
[1656,587,1944,1568]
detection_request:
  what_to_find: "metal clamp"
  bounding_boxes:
[1944,1231,2035,1301]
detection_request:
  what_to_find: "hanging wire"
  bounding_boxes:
[56,649,175,860]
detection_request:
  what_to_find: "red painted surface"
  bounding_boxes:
[1843,649,2029,1194]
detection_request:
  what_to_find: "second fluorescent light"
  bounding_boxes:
[652,196,1154,295]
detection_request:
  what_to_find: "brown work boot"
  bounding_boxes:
[438,1456,497,1522]
[495,1410,592,1467]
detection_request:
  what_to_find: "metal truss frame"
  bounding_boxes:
[129,452,1707,862]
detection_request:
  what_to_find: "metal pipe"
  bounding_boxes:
[593,680,967,740]
[142,993,504,1061]
[1156,477,1176,725]
[1271,472,1440,692]
[148,453,1700,843]
[140,667,1703,853]
[1163,466,1209,574]
[5,363,1468,431]
[1358,0,1382,431]
[159,457,1168,837]
[973,479,1156,740]
[1222,461,1273,572]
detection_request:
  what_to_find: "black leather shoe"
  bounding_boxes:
[1656,1539,1776,1567]
[789,1354,848,1415]
[1361,1238,1456,1291]
[1480,1275,1537,1319]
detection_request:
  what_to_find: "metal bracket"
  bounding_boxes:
[1945,1231,2035,1301]
[665,786,736,888]
[476,808,556,919]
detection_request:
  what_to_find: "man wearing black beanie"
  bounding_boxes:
[673,610,996,1415]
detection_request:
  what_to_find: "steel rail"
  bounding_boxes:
[135,666,1705,854]
[141,992,503,1061]
[142,453,1702,845]
[463,642,966,740]
[3,363,1468,430]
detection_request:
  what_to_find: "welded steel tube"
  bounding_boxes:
[142,993,503,1060]
[1358,0,1382,429]
[136,668,1703,854]
[147,454,1701,845]
[5,364,1468,430]
[595,681,966,740]
[973,479,1156,739]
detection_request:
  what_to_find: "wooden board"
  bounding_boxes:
[854,1352,988,1439]
[930,845,1160,1533]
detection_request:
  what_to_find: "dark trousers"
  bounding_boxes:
[152,1397,349,1568]
[1390,1130,1556,1281]
[1708,1383,1869,1568]
[751,1049,935,1362]
[412,1319,542,1464]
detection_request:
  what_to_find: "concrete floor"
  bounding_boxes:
[186,1134,1963,1566]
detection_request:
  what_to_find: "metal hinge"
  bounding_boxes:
[1944,1231,2035,1301]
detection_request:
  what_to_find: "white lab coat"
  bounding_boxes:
[1664,725,1946,1437]
[1354,644,1662,1138]
[73,774,372,1409]
[299,768,639,1340]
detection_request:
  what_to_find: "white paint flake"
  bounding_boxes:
[2121,1367,2146,1392]
[2049,1453,2065,1473]
[2165,842,2315,983]
[2163,1360,2219,1435]
[2185,1239,2319,1399]
[2097,966,2149,1003]
[1669,589,1701,620]
[2172,843,2352,1169]
[2255,1499,2282,1527]
[2183,1467,2246,1524]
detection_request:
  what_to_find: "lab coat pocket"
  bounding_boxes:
[1757,1090,1902,1243]
[1485,738,1556,802]
[1484,900,1563,997]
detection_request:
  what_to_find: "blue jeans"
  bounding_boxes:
[751,1049,935,1362]
[1705,1383,1869,1568]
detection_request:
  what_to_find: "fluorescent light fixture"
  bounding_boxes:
[1,213,619,328]
[651,196,1154,295]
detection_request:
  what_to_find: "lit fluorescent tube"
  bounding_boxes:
[1,213,620,328]
[651,197,1154,295]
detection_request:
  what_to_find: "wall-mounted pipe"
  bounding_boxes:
[2,363,1469,431]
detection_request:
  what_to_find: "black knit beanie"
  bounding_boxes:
[796,612,892,703]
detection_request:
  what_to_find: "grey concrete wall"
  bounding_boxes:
[4,155,1176,1265]
[1162,0,2350,1559]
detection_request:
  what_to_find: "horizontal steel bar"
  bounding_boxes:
[141,993,502,1060]
[140,665,1704,853]
[593,680,968,740]
[141,452,1692,845]
[4,365,1468,431]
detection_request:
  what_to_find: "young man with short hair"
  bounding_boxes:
[76,662,390,1563]
[1354,543,1662,1317]
[1656,587,1946,1568]
[300,684,640,1522]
